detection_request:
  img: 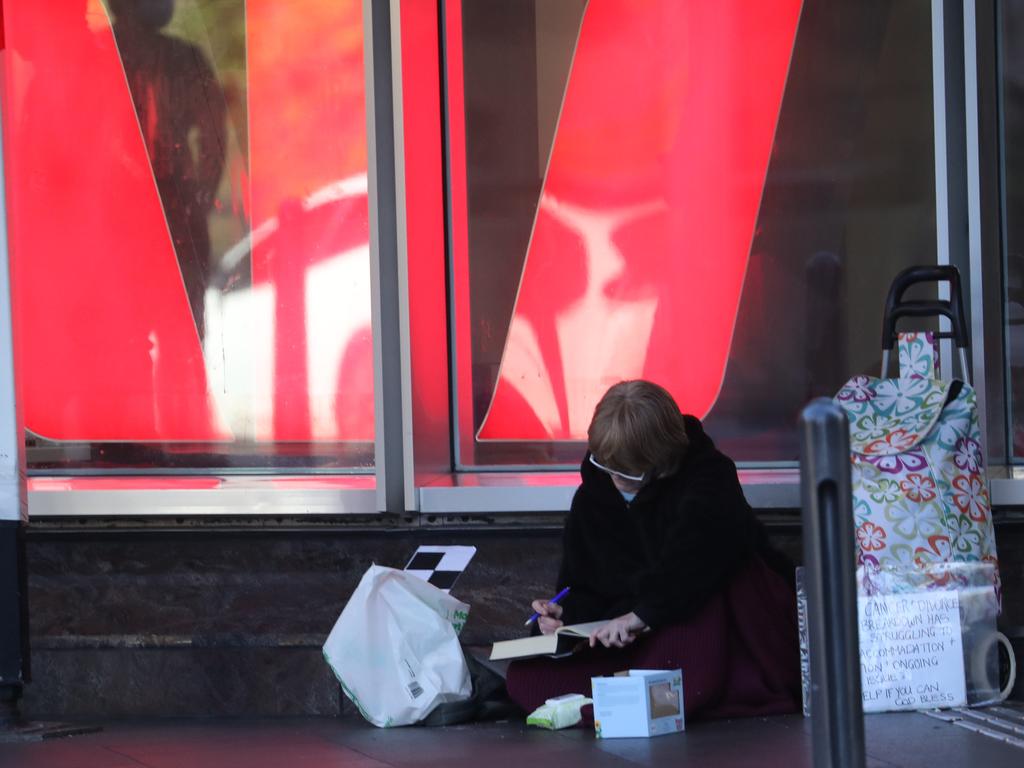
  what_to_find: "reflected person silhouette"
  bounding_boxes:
[109,0,227,340]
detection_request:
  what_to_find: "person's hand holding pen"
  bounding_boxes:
[526,587,570,635]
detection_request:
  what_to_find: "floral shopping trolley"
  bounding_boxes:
[833,266,1000,596]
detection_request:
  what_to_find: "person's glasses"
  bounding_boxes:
[589,454,646,483]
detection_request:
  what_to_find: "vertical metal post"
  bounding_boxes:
[932,0,952,381]
[931,0,994,462]
[962,1,989,457]
[386,0,420,512]
[365,0,408,513]
[932,0,971,384]
[0,75,28,722]
[799,399,864,768]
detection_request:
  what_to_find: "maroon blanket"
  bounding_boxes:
[506,556,801,721]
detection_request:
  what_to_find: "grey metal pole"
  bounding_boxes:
[364,0,407,514]
[799,399,865,768]
[0,71,28,725]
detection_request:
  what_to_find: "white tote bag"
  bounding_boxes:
[323,564,472,727]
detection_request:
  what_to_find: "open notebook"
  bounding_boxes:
[489,622,607,661]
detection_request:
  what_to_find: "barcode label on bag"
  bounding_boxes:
[408,682,423,700]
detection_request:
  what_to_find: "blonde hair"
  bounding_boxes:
[587,380,689,478]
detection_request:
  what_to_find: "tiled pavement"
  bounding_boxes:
[2,707,1024,768]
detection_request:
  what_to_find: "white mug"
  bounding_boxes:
[995,632,1017,702]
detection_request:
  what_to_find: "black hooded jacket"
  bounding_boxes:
[554,416,793,629]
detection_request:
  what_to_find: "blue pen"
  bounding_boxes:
[524,586,571,626]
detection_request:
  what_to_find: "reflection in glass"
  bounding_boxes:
[451,0,937,465]
[110,0,226,339]
[1000,0,1024,461]
[3,0,373,470]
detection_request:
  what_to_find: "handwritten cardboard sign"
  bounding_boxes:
[858,592,965,712]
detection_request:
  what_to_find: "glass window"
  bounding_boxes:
[446,0,937,467]
[3,0,373,471]
[999,0,1024,463]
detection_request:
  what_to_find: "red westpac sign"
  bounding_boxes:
[2,1,800,447]
[478,0,802,440]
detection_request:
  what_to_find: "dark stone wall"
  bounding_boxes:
[17,517,1024,719]
[20,525,572,718]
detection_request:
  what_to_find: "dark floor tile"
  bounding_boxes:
[98,721,393,768]
[108,742,391,768]
[863,712,1024,768]
[318,720,635,767]
[586,715,811,768]
[4,712,1024,768]
[0,740,147,768]
[0,721,394,768]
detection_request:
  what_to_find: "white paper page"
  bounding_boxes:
[858,592,966,712]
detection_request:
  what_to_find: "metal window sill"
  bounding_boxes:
[417,469,802,513]
[34,471,1024,517]
[26,469,803,517]
[27,475,377,517]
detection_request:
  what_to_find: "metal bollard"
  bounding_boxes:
[799,398,865,768]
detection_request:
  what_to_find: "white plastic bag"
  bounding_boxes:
[323,564,472,727]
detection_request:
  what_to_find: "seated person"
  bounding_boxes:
[506,379,801,720]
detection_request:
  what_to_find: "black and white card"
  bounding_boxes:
[404,545,476,592]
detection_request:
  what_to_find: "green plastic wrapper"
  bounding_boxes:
[526,693,592,730]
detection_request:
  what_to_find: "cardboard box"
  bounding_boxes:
[591,669,685,738]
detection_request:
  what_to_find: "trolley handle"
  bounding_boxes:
[880,265,970,383]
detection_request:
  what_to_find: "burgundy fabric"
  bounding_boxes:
[505,556,801,722]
